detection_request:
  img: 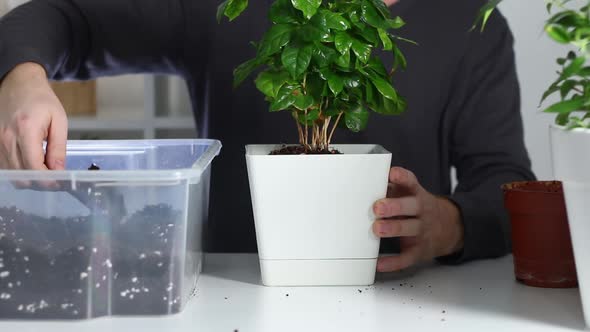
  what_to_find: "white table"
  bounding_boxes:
[0,254,585,331]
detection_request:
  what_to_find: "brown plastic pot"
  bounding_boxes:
[502,181,577,288]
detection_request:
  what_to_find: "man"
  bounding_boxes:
[0,0,535,272]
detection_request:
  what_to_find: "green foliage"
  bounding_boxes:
[471,0,503,32]
[218,0,411,150]
[475,0,590,129]
[540,0,590,129]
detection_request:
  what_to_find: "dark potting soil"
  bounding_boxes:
[0,203,185,319]
[269,145,342,155]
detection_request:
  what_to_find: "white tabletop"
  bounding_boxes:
[0,254,585,332]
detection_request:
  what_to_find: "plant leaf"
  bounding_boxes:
[365,79,375,104]
[540,83,560,104]
[254,70,290,98]
[355,25,380,44]
[219,0,249,22]
[545,24,571,44]
[366,71,398,101]
[270,84,298,111]
[324,103,341,117]
[561,56,586,79]
[378,29,393,51]
[547,10,587,28]
[560,80,579,99]
[390,34,418,46]
[270,0,301,24]
[301,15,331,42]
[565,116,587,130]
[335,49,351,68]
[293,93,315,110]
[320,9,351,30]
[393,44,407,70]
[281,44,314,78]
[361,0,390,30]
[217,0,229,23]
[320,69,345,95]
[258,24,294,57]
[297,109,320,125]
[472,0,503,32]
[335,32,354,54]
[579,66,590,76]
[312,43,338,68]
[344,106,369,132]
[368,0,390,18]
[556,112,571,125]
[367,84,405,115]
[543,98,585,113]
[305,72,326,100]
[349,9,361,25]
[351,38,372,63]
[377,94,406,115]
[234,57,264,88]
[388,17,405,29]
[367,57,388,77]
[343,74,361,88]
[291,0,321,19]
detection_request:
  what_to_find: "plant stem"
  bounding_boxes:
[304,110,309,151]
[314,124,320,149]
[327,112,343,146]
[293,111,304,146]
[322,117,331,150]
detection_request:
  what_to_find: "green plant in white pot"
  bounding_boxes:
[218,0,411,286]
[479,0,590,326]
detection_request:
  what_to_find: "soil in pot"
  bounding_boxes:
[270,145,342,155]
[0,166,187,318]
[502,181,577,288]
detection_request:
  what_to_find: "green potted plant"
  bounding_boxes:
[478,0,588,311]
[218,0,410,286]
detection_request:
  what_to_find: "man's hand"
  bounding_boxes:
[0,62,68,171]
[372,167,464,272]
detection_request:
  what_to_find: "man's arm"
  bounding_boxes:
[0,0,191,171]
[440,9,535,263]
[0,0,188,81]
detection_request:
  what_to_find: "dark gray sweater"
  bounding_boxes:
[0,0,535,262]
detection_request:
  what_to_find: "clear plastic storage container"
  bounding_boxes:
[0,139,221,319]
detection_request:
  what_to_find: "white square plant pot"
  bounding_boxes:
[246,144,392,286]
[550,125,590,327]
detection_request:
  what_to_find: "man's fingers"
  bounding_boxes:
[389,167,420,194]
[373,218,422,238]
[6,136,22,169]
[377,244,421,272]
[374,196,420,218]
[45,109,67,170]
[0,153,9,170]
[18,130,46,170]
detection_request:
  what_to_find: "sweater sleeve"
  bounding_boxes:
[0,0,190,81]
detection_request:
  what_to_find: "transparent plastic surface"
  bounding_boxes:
[0,139,221,319]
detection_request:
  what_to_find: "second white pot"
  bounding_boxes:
[550,125,590,327]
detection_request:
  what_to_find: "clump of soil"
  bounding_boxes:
[269,145,342,155]
[0,203,185,319]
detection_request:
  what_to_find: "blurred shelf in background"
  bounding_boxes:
[66,75,196,140]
